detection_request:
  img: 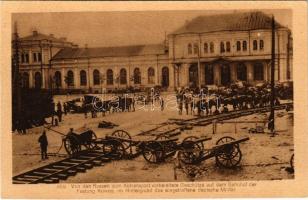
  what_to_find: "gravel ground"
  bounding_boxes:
[12,95,294,182]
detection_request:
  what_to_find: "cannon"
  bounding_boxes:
[177,136,249,168]
[62,128,98,155]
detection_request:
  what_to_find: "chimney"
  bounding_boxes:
[33,30,38,36]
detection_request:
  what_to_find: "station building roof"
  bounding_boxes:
[171,11,285,35]
[52,44,167,60]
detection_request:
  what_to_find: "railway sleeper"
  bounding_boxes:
[32,171,51,176]
[42,178,59,184]
[82,163,94,169]
[61,161,81,165]
[55,173,69,180]
[92,160,103,166]
[75,166,87,172]
[16,177,38,182]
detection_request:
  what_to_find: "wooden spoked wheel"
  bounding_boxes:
[290,154,294,169]
[155,135,176,157]
[84,131,98,150]
[178,136,203,165]
[63,134,81,155]
[111,130,132,155]
[215,136,242,168]
[183,136,204,149]
[142,141,165,163]
[102,139,125,160]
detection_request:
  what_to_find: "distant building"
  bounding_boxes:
[14,11,292,93]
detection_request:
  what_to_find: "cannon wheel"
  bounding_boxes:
[64,134,81,155]
[183,136,204,150]
[142,141,165,163]
[215,136,242,168]
[290,154,294,169]
[155,135,177,158]
[84,131,98,150]
[178,136,203,165]
[102,139,125,160]
[111,130,132,155]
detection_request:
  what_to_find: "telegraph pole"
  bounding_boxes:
[269,15,276,135]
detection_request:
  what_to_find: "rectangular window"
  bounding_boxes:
[242,41,247,51]
[254,63,264,81]
[21,54,25,63]
[210,42,214,53]
[253,40,258,51]
[205,64,214,85]
[226,41,231,52]
[33,53,37,62]
[236,41,241,51]
[25,53,29,63]
[38,53,42,62]
[259,40,264,50]
[220,42,225,53]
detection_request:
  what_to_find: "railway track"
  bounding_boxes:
[12,150,114,184]
[138,103,293,137]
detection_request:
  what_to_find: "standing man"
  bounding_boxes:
[57,101,63,122]
[38,130,48,160]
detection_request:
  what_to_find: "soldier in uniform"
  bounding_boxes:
[38,130,48,160]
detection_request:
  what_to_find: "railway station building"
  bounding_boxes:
[15,11,293,93]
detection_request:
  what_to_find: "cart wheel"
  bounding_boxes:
[64,134,81,155]
[178,136,203,164]
[111,130,132,154]
[183,136,204,149]
[142,141,165,163]
[84,131,98,150]
[155,135,176,157]
[102,139,125,160]
[290,154,294,169]
[215,136,242,168]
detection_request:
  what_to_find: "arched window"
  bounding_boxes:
[93,69,100,85]
[220,42,225,53]
[148,67,155,84]
[253,40,258,50]
[204,43,208,53]
[188,44,192,55]
[254,62,264,81]
[80,70,87,86]
[193,43,199,55]
[54,71,62,88]
[134,68,141,84]
[120,68,127,84]
[226,41,231,52]
[237,63,247,81]
[34,72,42,89]
[259,40,264,50]
[210,42,214,53]
[242,41,247,51]
[107,69,113,85]
[66,70,74,87]
[22,72,29,88]
[236,41,241,51]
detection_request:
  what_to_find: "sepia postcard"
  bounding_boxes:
[1,1,308,198]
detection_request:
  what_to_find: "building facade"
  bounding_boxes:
[15,11,293,93]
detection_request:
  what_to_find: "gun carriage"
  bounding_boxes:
[62,129,249,169]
